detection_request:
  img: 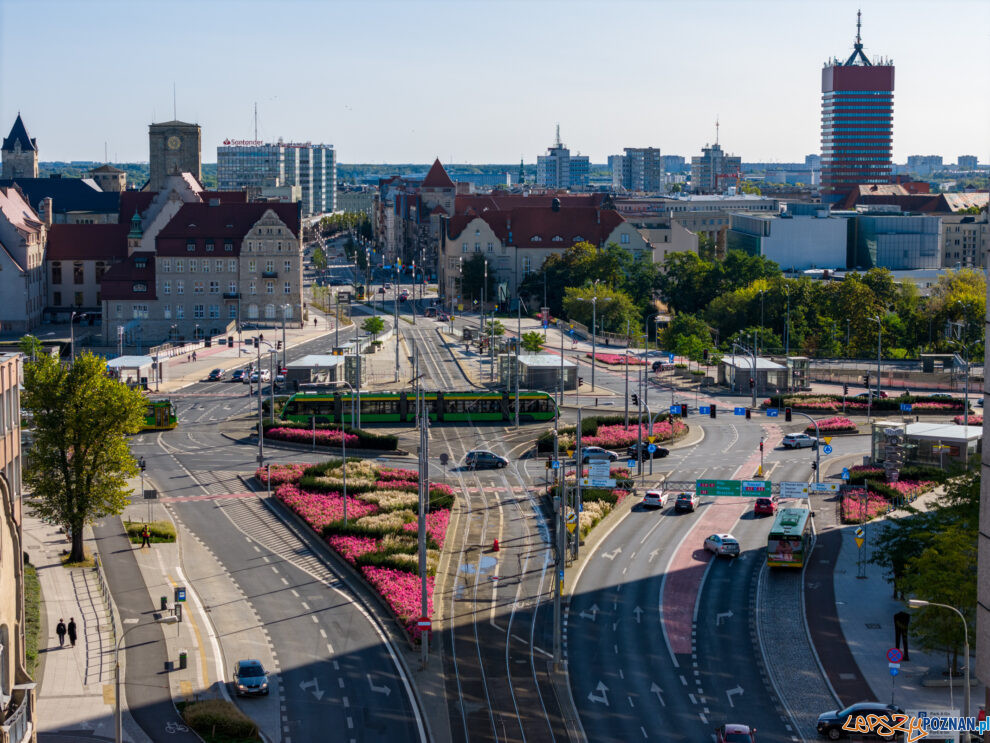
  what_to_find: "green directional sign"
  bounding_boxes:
[696,479,772,497]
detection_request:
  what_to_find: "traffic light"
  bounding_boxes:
[863,373,870,387]
[681,404,689,417]
[578,376,584,387]
[709,404,717,419]
[253,337,259,348]
[745,408,751,420]
[843,383,849,396]
[811,461,817,471]
[703,348,709,362]
[277,341,283,350]
[759,440,764,452]
[785,407,792,422]
[749,378,755,390]
[632,393,639,406]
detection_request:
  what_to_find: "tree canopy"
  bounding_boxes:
[460,254,497,305]
[361,315,385,340]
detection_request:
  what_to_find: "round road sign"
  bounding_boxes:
[887,647,903,663]
[822,444,833,455]
[647,444,657,453]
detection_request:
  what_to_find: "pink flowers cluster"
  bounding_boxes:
[613,490,630,506]
[584,420,686,448]
[402,509,451,550]
[275,484,378,530]
[379,468,420,481]
[254,463,308,486]
[429,482,455,498]
[911,402,963,411]
[806,416,857,433]
[884,480,934,499]
[849,465,884,477]
[841,491,890,523]
[376,479,419,491]
[953,415,982,425]
[587,353,646,366]
[361,566,435,639]
[266,427,360,447]
[325,535,379,565]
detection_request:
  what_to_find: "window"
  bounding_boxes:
[620,233,630,245]
[249,281,256,295]
[206,240,215,252]
[229,281,238,293]
[247,303,258,319]
[552,236,563,242]
[224,240,233,252]
[249,260,257,272]
[132,304,149,319]
[194,281,204,294]
[176,279,184,295]
[266,281,274,294]
[73,262,84,284]
[209,304,220,319]
[95,261,107,281]
[265,304,276,319]
[487,242,494,252]
[228,304,238,319]
[189,260,197,273]
[215,260,223,273]
[176,304,185,319]
[132,282,147,293]
[277,241,282,251]
[187,240,196,252]
[175,259,184,272]
[522,257,532,273]
[228,259,237,272]
[115,304,122,318]
[265,260,274,273]
[283,304,293,319]
[284,281,291,294]
[163,304,171,319]
[530,236,541,242]
[284,260,291,272]
[51,262,62,283]
[202,259,210,272]
[209,281,219,294]
[193,304,205,319]
[53,291,62,305]
[163,280,171,295]
[73,291,83,305]
[462,242,468,253]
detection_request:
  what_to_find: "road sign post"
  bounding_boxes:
[856,526,867,579]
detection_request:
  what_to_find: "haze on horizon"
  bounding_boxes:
[1,0,987,165]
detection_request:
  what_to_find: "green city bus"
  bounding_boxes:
[142,399,178,431]
[766,507,813,568]
[280,390,557,425]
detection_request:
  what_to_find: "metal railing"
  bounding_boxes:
[0,687,32,743]
[93,554,119,659]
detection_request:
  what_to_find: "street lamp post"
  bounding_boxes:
[907,599,970,739]
[70,311,87,362]
[732,340,758,408]
[577,282,612,392]
[871,314,883,399]
[115,615,178,743]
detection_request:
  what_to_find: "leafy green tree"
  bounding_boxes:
[311,246,327,271]
[697,234,717,261]
[562,285,639,335]
[22,352,146,563]
[484,320,505,337]
[521,331,545,353]
[661,313,713,352]
[362,315,385,341]
[18,334,45,361]
[727,326,783,355]
[460,254,496,305]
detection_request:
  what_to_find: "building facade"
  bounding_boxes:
[727,205,849,270]
[45,224,128,320]
[148,120,202,191]
[0,188,47,332]
[217,141,284,191]
[217,140,335,216]
[821,13,894,197]
[941,214,989,269]
[87,164,127,192]
[851,213,941,270]
[1,115,38,180]
[957,155,978,170]
[690,143,741,194]
[536,127,589,189]
[611,148,663,192]
[335,187,377,218]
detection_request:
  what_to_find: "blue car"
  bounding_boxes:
[233,659,269,696]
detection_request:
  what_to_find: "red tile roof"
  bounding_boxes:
[118,191,156,224]
[155,201,301,257]
[447,204,625,247]
[454,192,605,213]
[47,224,129,261]
[421,159,455,188]
[100,253,157,300]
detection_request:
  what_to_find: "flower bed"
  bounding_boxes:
[953,414,982,425]
[805,416,857,434]
[584,421,686,448]
[767,393,966,414]
[262,421,399,451]
[259,460,452,642]
[587,353,646,366]
[577,489,631,536]
[266,426,360,448]
[841,490,890,523]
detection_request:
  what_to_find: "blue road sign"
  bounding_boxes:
[900,403,912,412]
[559,570,564,580]
[822,444,833,455]
[887,647,903,663]
[734,407,746,416]
[647,444,657,453]
[668,353,675,363]
[669,405,681,415]
[890,667,899,677]
[578,501,583,512]
[384,264,392,269]
[551,460,560,469]
[841,467,850,481]
[766,408,779,417]
[627,459,636,468]
[175,587,186,603]
[542,320,548,329]
[700,406,711,415]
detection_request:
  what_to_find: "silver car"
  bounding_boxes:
[782,433,818,449]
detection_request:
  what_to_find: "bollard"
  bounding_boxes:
[160,596,168,611]
[178,650,188,670]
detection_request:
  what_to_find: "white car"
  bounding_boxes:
[782,433,818,449]
[704,533,741,557]
[249,369,271,383]
[642,489,668,509]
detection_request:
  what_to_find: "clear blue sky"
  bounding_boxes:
[1,0,987,165]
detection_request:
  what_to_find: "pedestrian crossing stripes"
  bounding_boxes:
[192,469,246,494]
[162,492,255,503]
[463,486,532,494]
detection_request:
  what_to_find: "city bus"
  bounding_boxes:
[280,390,557,425]
[141,399,178,431]
[766,507,813,568]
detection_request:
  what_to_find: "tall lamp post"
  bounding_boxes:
[870,314,883,399]
[575,281,612,392]
[906,599,970,739]
[116,615,178,743]
[280,304,290,370]
[70,311,87,362]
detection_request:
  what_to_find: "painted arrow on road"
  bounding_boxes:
[633,606,643,624]
[580,604,599,622]
[650,682,666,707]
[726,685,744,707]
[602,548,623,561]
[649,548,660,562]
[716,610,733,626]
[300,678,324,701]
[367,674,391,696]
[588,681,610,706]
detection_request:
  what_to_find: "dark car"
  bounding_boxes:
[232,659,269,696]
[424,307,438,318]
[464,450,508,470]
[816,702,904,740]
[626,442,670,461]
[230,369,246,383]
[674,492,700,512]
[207,368,226,382]
[715,723,757,742]
[652,360,675,372]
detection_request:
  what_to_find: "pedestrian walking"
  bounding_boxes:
[67,618,77,648]
[192,351,197,361]
[140,524,151,548]
[56,618,66,647]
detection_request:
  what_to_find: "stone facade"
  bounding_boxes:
[0,188,47,332]
[87,164,126,192]
[1,115,38,180]
[148,121,201,191]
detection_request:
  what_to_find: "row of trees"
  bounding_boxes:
[319,211,373,241]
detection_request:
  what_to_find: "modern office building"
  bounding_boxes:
[690,143,741,194]
[727,204,849,271]
[850,212,941,270]
[660,155,687,174]
[957,155,978,170]
[217,141,285,191]
[536,126,589,189]
[821,12,895,197]
[611,147,663,192]
[906,155,943,177]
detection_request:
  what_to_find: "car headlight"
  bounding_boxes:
[260,681,268,688]
[237,684,247,690]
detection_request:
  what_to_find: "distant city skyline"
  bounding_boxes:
[1,0,987,165]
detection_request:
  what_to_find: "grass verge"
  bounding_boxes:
[61,547,94,568]
[123,519,177,543]
[23,561,41,677]
[177,699,262,743]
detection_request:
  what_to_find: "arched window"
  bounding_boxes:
[247,303,259,319]
[282,305,293,319]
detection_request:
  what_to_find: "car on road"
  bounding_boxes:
[626,442,670,461]
[230,369,246,383]
[652,360,675,372]
[383,282,391,290]
[329,278,347,286]
[816,702,904,740]
[250,369,271,383]
[929,392,953,399]
[674,492,700,512]
[855,391,889,399]
[582,446,618,463]
[399,290,409,301]
[464,450,508,469]
[642,489,669,509]
[704,533,741,557]
[715,724,757,742]
[207,368,226,382]
[754,495,779,516]
[782,433,818,449]
[378,287,386,295]
[232,659,269,696]
[978,397,984,407]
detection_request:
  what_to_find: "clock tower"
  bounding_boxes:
[148,120,201,190]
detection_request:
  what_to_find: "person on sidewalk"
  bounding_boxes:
[56,618,66,647]
[192,351,197,361]
[140,524,151,548]
[67,618,77,648]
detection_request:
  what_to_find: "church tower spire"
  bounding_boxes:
[2,113,39,178]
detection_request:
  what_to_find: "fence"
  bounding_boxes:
[93,553,119,665]
[0,688,32,743]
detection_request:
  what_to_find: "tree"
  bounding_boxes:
[661,313,712,352]
[22,352,147,563]
[18,334,45,361]
[311,245,327,271]
[362,315,385,341]
[460,254,496,304]
[521,331,545,353]
[562,285,639,336]
[484,320,505,337]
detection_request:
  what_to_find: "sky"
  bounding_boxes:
[1,0,988,165]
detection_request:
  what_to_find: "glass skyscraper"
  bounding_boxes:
[217,140,335,216]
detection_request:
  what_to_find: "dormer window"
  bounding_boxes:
[206,240,215,252]
[134,257,148,268]
[530,235,542,242]
[186,240,196,251]
[572,236,583,242]
[552,235,563,242]
[224,240,233,251]
[132,282,147,292]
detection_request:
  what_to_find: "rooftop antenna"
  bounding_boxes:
[172,82,177,120]
[254,102,258,141]
[554,123,562,149]
[104,141,108,164]
[715,116,720,146]
[844,9,872,66]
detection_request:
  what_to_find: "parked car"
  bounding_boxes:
[715,724,757,742]
[232,659,269,696]
[642,489,669,509]
[207,368,226,382]
[464,450,508,470]
[230,369,246,383]
[816,702,904,740]
[782,433,818,449]
[705,533,741,557]
[627,442,670,461]
[929,392,953,399]
[674,492,700,512]
[754,496,779,516]
[652,360,675,372]
[582,446,618,463]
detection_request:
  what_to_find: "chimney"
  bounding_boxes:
[40,197,53,227]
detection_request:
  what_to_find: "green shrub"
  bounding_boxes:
[181,699,259,740]
[123,520,176,543]
[23,561,40,676]
[581,488,620,505]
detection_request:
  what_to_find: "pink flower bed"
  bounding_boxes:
[953,414,982,425]
[376,479,418,491]
[361,566,435,639]
[841,491,890,523]
[275,484,378,530]
[266,426,360,447]
[806,416,857,433]
[325,535,380,565]
[429,482,456,498]
[255,463,308,486]
[584,420,686,448]
[613,490,630,506]
[402,509,451,549]
[885,480,934,499]
[911,402,963,411]
[587,353,646,366]
[379,468,420,481]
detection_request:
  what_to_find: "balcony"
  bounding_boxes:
[223,292,241,299]
[261,271,278,279]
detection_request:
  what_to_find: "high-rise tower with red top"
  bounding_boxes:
[821,11,894,198]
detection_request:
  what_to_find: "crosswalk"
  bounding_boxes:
[191,469,248,494]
